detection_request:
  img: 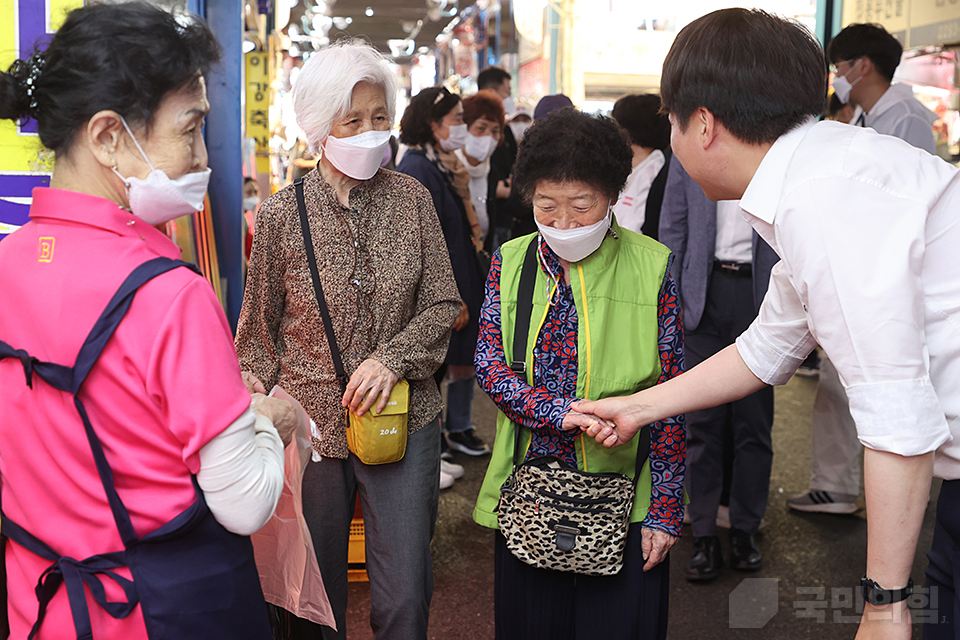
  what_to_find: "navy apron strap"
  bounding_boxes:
[0,257,198,394]
[0,342,73,392]
[68,257,200,546]
[71,258,200,392]
[0,516,137,640]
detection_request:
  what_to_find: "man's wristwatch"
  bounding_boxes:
[861,576,914,605]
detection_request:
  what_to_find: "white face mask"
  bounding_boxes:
[322,129,392,180]
[113,116,211,226]
[832,59,863,105]
[243,197,259,212]
[502,96,516,116]
[535,205,611,263]
[438,123,468,152]
[463,133,497,161]
[509,121,531,142]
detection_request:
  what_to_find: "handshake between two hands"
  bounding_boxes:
[563,396,647,448]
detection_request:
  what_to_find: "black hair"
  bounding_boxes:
[477,67,511,91]
[398,86,461,147]
[244,176,257,185]
[611,94,670,150]
[512,109,632,205]
[0,1,222,154]
[827,23,902,82]
[661,8,826,145]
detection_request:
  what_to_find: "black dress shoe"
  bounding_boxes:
[729,528,762,571]
[686,535,723,582]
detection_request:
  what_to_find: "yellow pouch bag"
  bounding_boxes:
[345,379,410,465]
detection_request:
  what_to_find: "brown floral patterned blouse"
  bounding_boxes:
[235,167,462,459]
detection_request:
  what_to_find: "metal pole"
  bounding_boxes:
[199,0,245,331]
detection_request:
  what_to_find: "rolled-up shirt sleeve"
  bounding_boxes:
[736,261,817,386]
[742,174,951,457]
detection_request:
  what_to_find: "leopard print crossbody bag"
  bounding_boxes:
[496,239,650,576]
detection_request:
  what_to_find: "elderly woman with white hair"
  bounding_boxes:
[235,41,462,639]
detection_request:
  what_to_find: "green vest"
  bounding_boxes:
[473,223,672,529]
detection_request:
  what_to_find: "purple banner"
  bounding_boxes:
[18,0,56,134]
[0,174,50,235]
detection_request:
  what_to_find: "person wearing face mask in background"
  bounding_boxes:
[454,90,505,248]
[397,86,492,470]
[479,67,522,252]
[236,43,462,640]
[418,88,484,250]
[473,109,685,640]
[828,23,936,150]
[506,104,532,142]
[0,4,300,639]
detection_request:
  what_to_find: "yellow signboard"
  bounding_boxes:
[909,0,960,47]
[245,52,269,152]
[842,0,910,39]
[841,0,960,48]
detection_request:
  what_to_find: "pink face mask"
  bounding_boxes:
[322,130,392,180]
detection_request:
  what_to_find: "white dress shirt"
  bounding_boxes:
[853,83,937,154]
[735,118,960,478]
[714,200,753,263]
[613,149,666,235]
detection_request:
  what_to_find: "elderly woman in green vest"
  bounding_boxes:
[473,108,685,640]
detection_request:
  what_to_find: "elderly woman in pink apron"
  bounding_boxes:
[0,3,296,638]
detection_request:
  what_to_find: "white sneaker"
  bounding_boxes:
[787,490,860,514]
[439,470,455,490]
[441,459,464,479]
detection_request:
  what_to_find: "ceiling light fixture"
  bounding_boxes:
[388,39,415,57]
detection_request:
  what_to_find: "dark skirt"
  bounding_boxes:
[494,523,670,640]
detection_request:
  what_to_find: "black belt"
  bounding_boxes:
[713,260,752,277]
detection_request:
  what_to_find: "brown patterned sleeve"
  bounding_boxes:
[370,183,462,381]
[234,193,289,390]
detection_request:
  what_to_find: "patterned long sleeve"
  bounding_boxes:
[474,249,577,437]
[641,275,687,537]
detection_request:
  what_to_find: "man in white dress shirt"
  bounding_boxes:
[788,22,939,515]
[575,9,960,639]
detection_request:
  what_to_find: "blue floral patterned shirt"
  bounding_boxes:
[474,237,686,536]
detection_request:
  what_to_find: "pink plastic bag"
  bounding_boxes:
[251,386,335,629]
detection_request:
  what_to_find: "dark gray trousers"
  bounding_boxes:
[301,418,441,640]
[685,271,774,537]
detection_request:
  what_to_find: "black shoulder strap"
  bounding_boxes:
[510,238,540,377]
[294,177,348,391]
[511,238,540,468]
